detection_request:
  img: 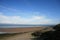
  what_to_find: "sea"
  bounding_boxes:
[0,24,55,28]
[0,24,55,34]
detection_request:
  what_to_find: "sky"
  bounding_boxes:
[0,0,60,25]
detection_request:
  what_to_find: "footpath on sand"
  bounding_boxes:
[1,32,33,40]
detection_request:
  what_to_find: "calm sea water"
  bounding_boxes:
[0,24,54,34]
[0,24,54,28]
[0,25,53,28]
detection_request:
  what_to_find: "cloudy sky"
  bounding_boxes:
[0,0,60,24]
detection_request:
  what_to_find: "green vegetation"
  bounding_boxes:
[0,33,18,39]
[53,24,60,30]
[31,24,60,40]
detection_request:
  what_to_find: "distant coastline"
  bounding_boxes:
[0,24,55,28]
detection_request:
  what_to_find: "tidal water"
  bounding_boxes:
[0,24,53,28]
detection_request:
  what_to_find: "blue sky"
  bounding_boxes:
[0,0,60,24]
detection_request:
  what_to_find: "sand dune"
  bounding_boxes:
[3,32,33,40]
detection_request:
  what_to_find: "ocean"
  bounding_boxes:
[0,25,52,28]
[0,24,55,34]
[0,24,54,28]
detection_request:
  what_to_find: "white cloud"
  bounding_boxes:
[0,14,52,24]
[32,16,44,19]
[0,12,54,24]
[0,5,59,24]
